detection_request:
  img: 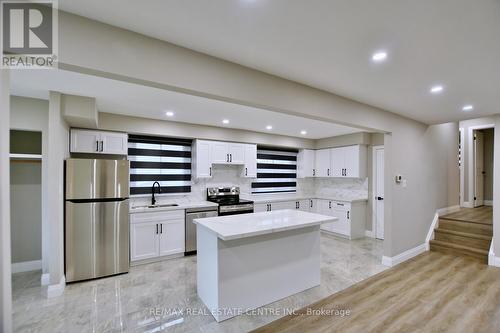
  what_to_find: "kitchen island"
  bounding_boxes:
[194,209,337,322]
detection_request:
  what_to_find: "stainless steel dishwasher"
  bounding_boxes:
[185,207,218,255]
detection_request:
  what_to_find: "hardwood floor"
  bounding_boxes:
[251,251,500,333]
[430,206,492,263]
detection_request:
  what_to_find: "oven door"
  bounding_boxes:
[218,204,254,216]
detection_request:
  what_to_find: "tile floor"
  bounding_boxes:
[12,234,386,332]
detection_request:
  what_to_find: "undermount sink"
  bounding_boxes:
[134,203,179,209]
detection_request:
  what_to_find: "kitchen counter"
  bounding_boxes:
[240,194,368,204]
[129,199,218,213]
[196,209,333,322]
[194,209,337,241]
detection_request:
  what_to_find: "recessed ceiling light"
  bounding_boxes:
[266,125,273,130]
[300,130,307,135]
[430,85,444,94]
[165,111,174,117]
[372,51,387,62]
[462,105,474,111]
[222,119,230,124]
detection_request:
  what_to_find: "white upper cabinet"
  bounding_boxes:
[228,143,245,164]
[310,145,366,178]
[211,141,230,164]
[297,149,315,178]
[70,129,128,155]
[242,144,257,178]
[192,140,257,179]
[101,131,129,155]
[193,140,212,178]
[315,149,331,177]
[331,145,367,178]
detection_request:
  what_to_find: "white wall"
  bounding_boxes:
[10,96,49,274]
[1,70,13,332]
[459,117,495,204]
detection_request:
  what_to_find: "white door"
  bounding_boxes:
[243,144,257,177]
[70,129,101,153]
[315,149,331,177]
[330,147,344,177]
[317,200,334,231]
[195,141,212,178]
[297,149,315,178]
[474,131,484,207]
[228,143,245,164]
[374,147,385,240]
[211,142,229,164]
[101,132,128,155]
[130,222,159,261]
[159,220,185,256]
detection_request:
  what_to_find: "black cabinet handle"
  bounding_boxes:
[96,141,99,152]
[329,201,332,209]
[377,196,384,200]
[230,154,232,162]
[336,202,344,206]
[156,224,158,234]
[209,167,212,176]
[227,154,229,162]
[313,169,315,176]
[245,167,248,176]
[327,169,330,176]
[347,211,350,220]
[160,224,163,234]
[298,201,300,209]
[310,200,313,208]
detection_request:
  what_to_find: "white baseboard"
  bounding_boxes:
[46,275,65,298]
[462,201,473,208]
[364,230,374,238]
[437,205,461,216]
[382,243,427,267]
[41,273,50,286]
[484,200,493,206]
[11,260,42,273]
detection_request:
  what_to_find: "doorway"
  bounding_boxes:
[9,130,42,273]
[473,128,494,207]
[372,145,384,240]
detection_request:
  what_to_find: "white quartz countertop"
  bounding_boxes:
[194,209,337,241]
[240,194,368,204]
[129,200,218,213]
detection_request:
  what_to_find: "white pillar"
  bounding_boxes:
[45,91,68,297]
[0,69,13,332]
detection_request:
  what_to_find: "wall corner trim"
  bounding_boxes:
[381,243,427,267]
[41,273,50,286]
[489,244,500,267]
[45,275,65,298]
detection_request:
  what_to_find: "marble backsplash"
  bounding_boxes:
[130,164,367,206]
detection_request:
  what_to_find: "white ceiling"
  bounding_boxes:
[58,0,500,124]
[10,69,362,139]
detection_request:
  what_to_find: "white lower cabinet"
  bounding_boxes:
[130,210,185,263]
[316,199,366,239]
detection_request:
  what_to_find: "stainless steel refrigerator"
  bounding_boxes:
[65,158,130,283]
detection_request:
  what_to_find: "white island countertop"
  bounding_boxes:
[194,209,337,241]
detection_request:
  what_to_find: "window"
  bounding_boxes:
[252,146,298,194]
[128,135,192,195]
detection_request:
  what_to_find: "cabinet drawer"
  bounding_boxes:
[130,209,185,223]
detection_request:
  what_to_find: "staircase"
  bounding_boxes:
[430,207,492,263]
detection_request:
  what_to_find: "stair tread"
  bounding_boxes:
[439,217,492,227]
[434,228,492,240]
[430,240,489,255]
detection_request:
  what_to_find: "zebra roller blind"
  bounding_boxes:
[252,146,298,194]
[128,135,192,195]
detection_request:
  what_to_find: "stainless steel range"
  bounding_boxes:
[207,187,254,216]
